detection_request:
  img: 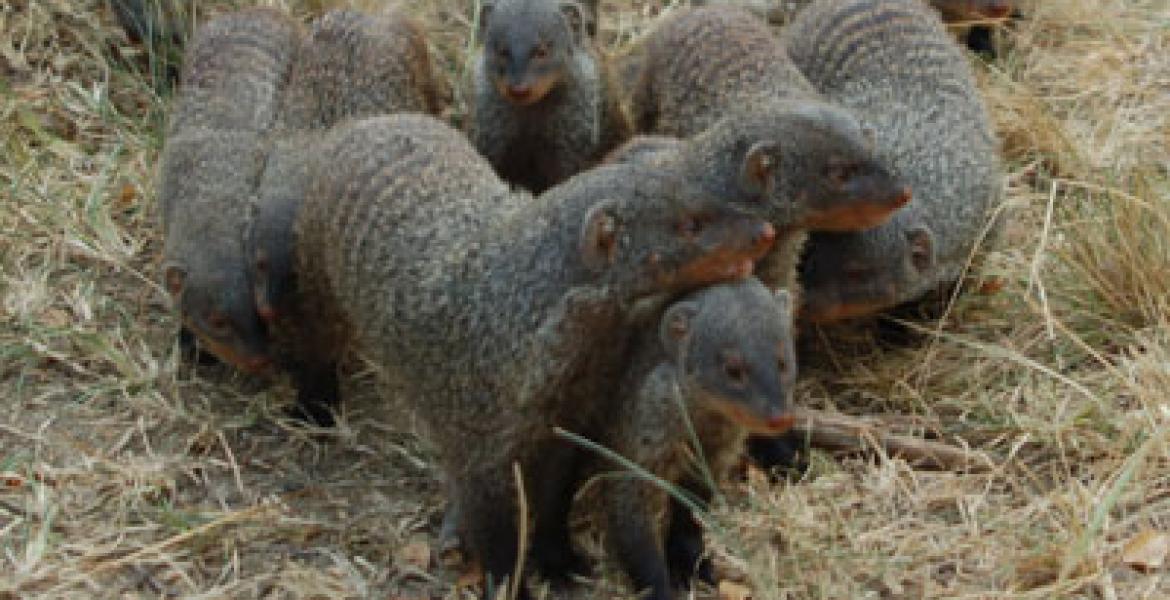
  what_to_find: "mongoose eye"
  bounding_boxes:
[844,265,869,283]
[825,161,856,186]
[206,312,232,335]
[723,356,748,384]
[677,215,705,238]
[531,43,549,60]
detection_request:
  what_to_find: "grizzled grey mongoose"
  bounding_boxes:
[618,5,912,291]
[469,0,631,193]
[282,113,776,598]
[244,7,448,425]
[158,7,301,372]
[782,0,1003,322]
[593,278,797,600]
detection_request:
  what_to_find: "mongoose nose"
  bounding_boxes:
[765,411,796,432]
[505,84,534,103]
[893,186,913,208]
[243,354,272,374]
[981,1,1014,19]
[754,222,776,249]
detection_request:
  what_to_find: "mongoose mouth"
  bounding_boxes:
[184,322,273,375]
[799,298,892,324]
[495,76,558,107]
[800,186,912,232]
[711,400,796,435]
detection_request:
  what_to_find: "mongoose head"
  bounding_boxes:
[663,279,797,434]
[564,164,777,298]
[478,0,595,106]
[797,221,937,323]
[930,0,1014,21]
[698,102,912,234]
[164,262,272,373]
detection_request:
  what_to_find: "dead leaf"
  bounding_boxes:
[1,472,25,488]
[718,580,753,600]
[1122,529,1170,573]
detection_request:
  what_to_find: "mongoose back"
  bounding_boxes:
[782,0,1002,322]
[469,0,631,193]
[158,9,302,371]
[596,278,797,600]
[276,7,445,131]
[627,5,819,136]
[165,7,301,136]
[245,8,448,424]
[288,113,776,596]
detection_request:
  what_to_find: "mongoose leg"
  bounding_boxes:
[664,479,715,589]
[460,476,532,600]
[178,327,222,367]
[289,360,339,427]
[605,480,673,600]
[528,441,590,584]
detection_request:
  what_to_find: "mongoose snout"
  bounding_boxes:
[658,216,775,291]
[801,182,912,231]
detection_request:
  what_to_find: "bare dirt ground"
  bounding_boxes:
[2,0,1169,598]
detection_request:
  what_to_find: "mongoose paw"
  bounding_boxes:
[745,431,809,479]
[530,544,591,587]
[286,400,336,428]
[665,526,713,589]
[290,364,340,427]
[178,327,222,367]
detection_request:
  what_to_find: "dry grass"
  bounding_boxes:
[2,0,1169,598]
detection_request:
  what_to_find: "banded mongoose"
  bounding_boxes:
[286,113,776,597]
[621,6,911,290]
[158,129,271,373]
[165,7,301,136]
[245,7,448,425]
[158,8,302,372]
[782,0,1003,323]
[610,103,911,292]
[591,278,797,600]
[469,0,631,193]
[691,0,1016,55]
[275,7,446,131]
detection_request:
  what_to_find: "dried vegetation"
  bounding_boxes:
[1,0,1168,598]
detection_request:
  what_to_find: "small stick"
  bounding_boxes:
[793,408,995,472]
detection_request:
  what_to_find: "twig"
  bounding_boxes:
[793,408,996,472]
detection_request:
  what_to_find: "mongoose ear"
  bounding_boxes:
[581,199,620,271]
[660,302,698,353]
[476,2,495,42]
[163,264,186,298]
[741,141,780,199]
[906,226,934,273]
[559,2,592,43]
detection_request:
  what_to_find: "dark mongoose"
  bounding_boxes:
[469,0,631,193]
[158,8,302,372]
[594,278,797,600]
[245,8,448,425]
[165,7,301,136]
[286,113,775,597]
[782,0,1003,323]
